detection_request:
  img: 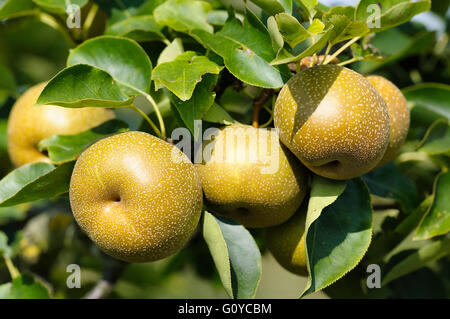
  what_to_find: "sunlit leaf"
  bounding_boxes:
[152,51,221,101]
[67,36,152,96]
[203,211,262,299]
[105,15,165,42]
[302,178,372,297]
[0,162,74,207]
[38,119,129,163]
[154,0,213,33]
[382,238,450,285]
[415,171,450,240]
[37,64,134,108]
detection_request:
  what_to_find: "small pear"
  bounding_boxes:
[7,82,115,167]
[266,205,308,276]
[274,65,390,180]
[195,124,308,228]
[69,131,203,262]
[367,75,410,166]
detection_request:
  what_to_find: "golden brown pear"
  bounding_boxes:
[266,205,308,276]
[195,124,308,228]
[69,131,203,263]
[7,82,115,167]
[367,75,410,166]
[274,65,390,180]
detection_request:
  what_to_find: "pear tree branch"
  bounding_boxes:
[252,89,274,128]
[84,258,127,299]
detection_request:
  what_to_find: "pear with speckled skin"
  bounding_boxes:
[367,75,410,166]
[266,205,308,276]
[274,65,390,180]
[69,131,203,262]
[7,82,115,167]
[195,125,308,228]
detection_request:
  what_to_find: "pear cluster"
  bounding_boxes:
[7,65,409,267]
[266,65,409,275]
[274,65,409,180]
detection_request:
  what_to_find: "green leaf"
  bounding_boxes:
[154,0,213,33]
[304,176,347,231]
[251,0,292,15]
[202,211,233,298]
[274,13,310,48]
[157,38,184,65]
[202,211,262,299]
[302,178,372,297]
[168,74,217,135]
[94,0,160,18]
[105,15,165,42]
[67,36,152,96]
[207,10,229,26]
[326,5,355,19]
[395,196,433,236]
[415,171,450,240]
[152,51,221,101]
[417,119,450,155]
[295,0,318,18]
[37,119,129,163]
[191,12,287,88]
[191,32,285,88]
[356,29,434,73]
[355,0,431,32]
[382,237,450,286]
[32,0,87,14]
[36,64,134,108]
[0,275,50,299]
[362,162,420,212]
[403,83,450,122]
[0,0,34,20]
[324,14,369,45]
[267,16,284,53]
[271,26,334,65]
[350,43,383,62]
[0,231,12,258]
[365,196,434,264]
[0,162,75,207]
[302,176,346,278]
[307,18,324,34]
[203,103,237,125]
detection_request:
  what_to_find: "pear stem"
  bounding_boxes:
[252,89,273,128]
[4,257,20,280]
[323,37,361,65]
[82,3,99,39]
[143,93,166,138]
[259,96,275,128]
[84,258,126,299]
[130,104,163,138]
[321,43,333,65]
[38,12,76,48]
[338,57,360,67]
[129,88,167,138]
